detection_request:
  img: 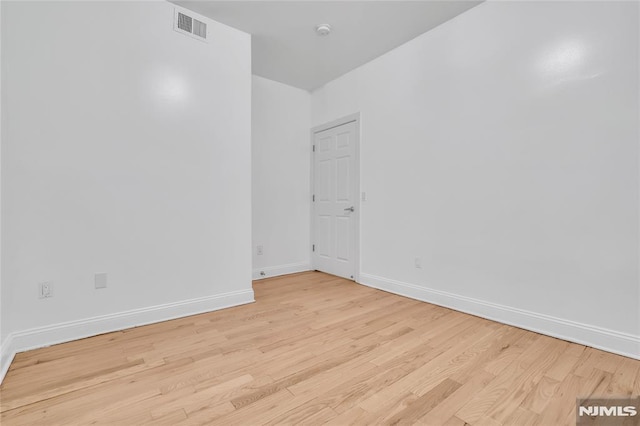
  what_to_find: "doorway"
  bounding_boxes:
[311,114,360,281]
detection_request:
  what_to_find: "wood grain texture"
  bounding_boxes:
[1,271,638,425]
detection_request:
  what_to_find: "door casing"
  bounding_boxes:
[310,113,360,282]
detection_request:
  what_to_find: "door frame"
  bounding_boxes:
[310,113,361,282]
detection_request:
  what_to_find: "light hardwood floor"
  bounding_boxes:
[0,272,638,425]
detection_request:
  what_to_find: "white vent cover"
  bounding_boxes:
[174,9,208,42]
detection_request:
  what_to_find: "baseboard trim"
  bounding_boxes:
[0,334,16,386]
[0,288,255,384]
[252,262,312,280]
[359,273,640,360]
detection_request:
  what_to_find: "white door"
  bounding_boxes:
[312,118,358,280]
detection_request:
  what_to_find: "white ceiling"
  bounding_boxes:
[173,1,482,91]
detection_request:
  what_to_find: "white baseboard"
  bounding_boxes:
[0,288,254,384]
[359,273,640,360]
[252,262,312,280]
[0,334,17,386]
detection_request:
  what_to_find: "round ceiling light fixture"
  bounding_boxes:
[315,24,332,36]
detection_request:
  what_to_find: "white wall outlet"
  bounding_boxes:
[414,257,422,269]
[361,192,367,201]
[38,281,53,298]
[95,273,108,289]
[257,245,264,256]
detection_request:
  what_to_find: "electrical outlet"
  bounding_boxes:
[414,257,422,269]
[257,245,264,256]
[361,192,367,201]
[38,281,53,299]
[95,273,108,289]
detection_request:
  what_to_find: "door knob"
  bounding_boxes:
[344,206,354,212]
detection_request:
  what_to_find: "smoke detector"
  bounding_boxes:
[315,24,332,36]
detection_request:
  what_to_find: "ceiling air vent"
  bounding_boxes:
[174,9,208,42]
[192,19,207,39]
[177,12,193,33]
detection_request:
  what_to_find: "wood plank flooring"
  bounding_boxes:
[0,271,638,425]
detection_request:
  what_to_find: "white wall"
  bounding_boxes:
[0,0,4,361]
[312,1,639,357]
[252,75,311,279]
[1,0,253,379]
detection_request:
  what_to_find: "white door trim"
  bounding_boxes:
[310,113,361,282]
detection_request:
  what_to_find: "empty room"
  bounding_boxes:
[0,0,638,425]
